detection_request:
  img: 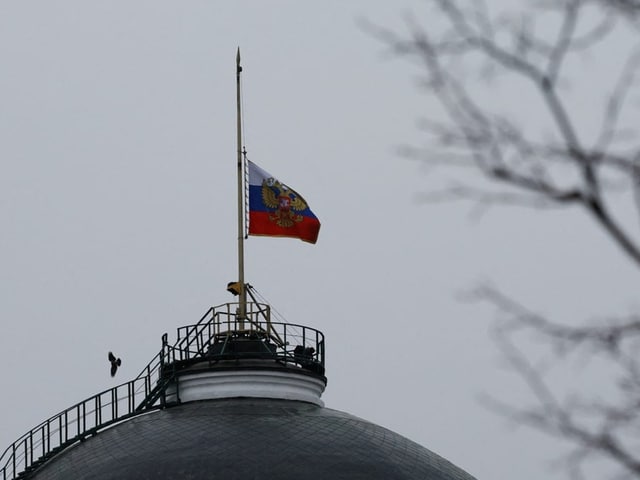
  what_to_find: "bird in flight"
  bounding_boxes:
[108,352,122,377]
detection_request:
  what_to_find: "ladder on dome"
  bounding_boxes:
[0,300,325,480]
[0,306,220,480]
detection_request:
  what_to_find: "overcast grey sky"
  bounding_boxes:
[1,2,639,479]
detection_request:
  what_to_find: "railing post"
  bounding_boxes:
[80,403,85,437]
[283,325,287,358]
[111,388,117,420]
[22,438,27,470]
[145,371,151,398]
[162,338,167,357]
[64,411,69,443]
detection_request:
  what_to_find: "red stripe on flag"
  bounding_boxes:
[249,211,320,244]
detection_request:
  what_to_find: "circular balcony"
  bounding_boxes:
[162,302,325,375]
[159,302,327,406]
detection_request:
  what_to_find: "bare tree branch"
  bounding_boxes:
[368,0,640,267]
[473,285,640,478]
[368,3,640,477]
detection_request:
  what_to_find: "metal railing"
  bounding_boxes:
[0,302,325,480]
[0,349,166,480]
[167,302,325,370]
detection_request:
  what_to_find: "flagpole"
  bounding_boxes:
[236,48,247,321]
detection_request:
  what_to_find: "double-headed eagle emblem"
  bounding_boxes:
[261,177,309,228]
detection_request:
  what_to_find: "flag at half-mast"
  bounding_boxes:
[247,160,320,244]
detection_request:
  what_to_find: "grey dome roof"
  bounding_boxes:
[30,398,476,480]
[4,304,477,480]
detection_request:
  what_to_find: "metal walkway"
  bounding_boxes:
[0,302,325,480]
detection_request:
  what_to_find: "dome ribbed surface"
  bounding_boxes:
[29,398,476,480]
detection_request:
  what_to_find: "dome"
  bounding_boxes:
[1,301,476,480]
[29,398,475,480]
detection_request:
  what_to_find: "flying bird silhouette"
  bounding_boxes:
[108,352,122,377]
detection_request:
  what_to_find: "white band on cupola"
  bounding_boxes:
[165,368,326,406]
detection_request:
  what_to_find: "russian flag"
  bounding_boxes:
[247,161,320,244]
